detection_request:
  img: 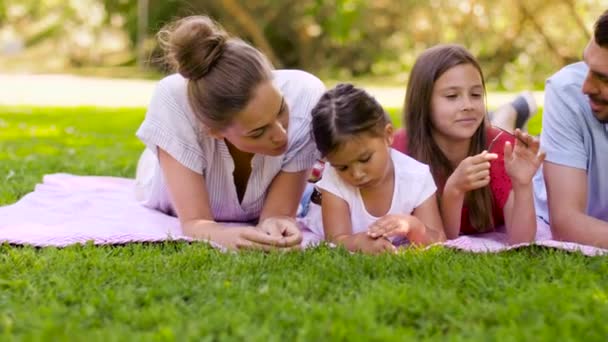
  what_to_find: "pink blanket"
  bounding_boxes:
[1,174,606,256]
[441,222,608,256]
[0,174,191,246]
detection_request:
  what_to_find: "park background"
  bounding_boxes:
[0,1,607,340]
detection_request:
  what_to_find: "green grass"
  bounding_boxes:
[0,107,143,205]
[0,106,606,341]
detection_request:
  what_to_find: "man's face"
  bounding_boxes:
[582,39,608,122]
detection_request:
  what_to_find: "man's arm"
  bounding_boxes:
[544,161,608,248]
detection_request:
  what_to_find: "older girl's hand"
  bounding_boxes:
[504,129,546,187]
[444,151,498,195]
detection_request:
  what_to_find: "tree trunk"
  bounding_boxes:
[562,0,591,40]
[517,1,569,65]
[219,0,282,68]
[137,0,149,69]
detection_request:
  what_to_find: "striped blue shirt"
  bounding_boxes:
[135,70,326,222]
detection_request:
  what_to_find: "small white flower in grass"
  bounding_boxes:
[258,284,269,294]
[6,169,15,180]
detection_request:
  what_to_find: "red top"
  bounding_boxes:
[392,127,514,234]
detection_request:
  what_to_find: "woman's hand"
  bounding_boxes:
[445,151,498,195]
[504,129,546,187]
[187,218,302,252]
[208,226,299,251]
[257,216,303,247]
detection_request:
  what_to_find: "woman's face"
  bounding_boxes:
[429,63,486,143]
[220,80,290,156]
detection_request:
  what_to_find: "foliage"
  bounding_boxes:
[1,1,603,89]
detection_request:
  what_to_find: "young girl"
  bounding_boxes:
[308,84,446,254]
[134,15,326,251]
[392,44,545,244]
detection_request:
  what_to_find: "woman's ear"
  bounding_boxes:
[385,123,394,145]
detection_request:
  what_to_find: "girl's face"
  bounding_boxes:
[326,125,394,190]
[218,80,290,156]
[430,63,485,143]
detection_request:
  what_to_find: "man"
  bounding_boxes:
[534,10,608,248]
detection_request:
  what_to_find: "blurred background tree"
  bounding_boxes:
[0,0,603,89]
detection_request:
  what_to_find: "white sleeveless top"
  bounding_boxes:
[309,149,437,236]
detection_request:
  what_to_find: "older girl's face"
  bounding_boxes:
[220,81,290,156]
[430,63,486,143]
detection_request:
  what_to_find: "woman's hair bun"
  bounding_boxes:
[158,16,228,80]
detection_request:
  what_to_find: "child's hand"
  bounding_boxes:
[504,129,546,187]
[340,233,396,255]
[256,216,302,248]
[367,214,422,239]
[445,151,498,195]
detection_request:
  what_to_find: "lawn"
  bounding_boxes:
[0,106,605,341]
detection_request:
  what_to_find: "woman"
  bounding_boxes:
[134,16,325,251]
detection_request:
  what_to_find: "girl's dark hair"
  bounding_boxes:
[405,44,494,232]
[595,10,608,47]
[158,15,273,130]
[311,83,390,157]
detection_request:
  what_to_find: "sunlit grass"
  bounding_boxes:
[0,106,144,204]
[0,106,605,341]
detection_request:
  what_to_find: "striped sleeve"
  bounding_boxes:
[136,77,207,174]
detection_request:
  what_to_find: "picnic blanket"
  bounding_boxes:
[1,173,606,256]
